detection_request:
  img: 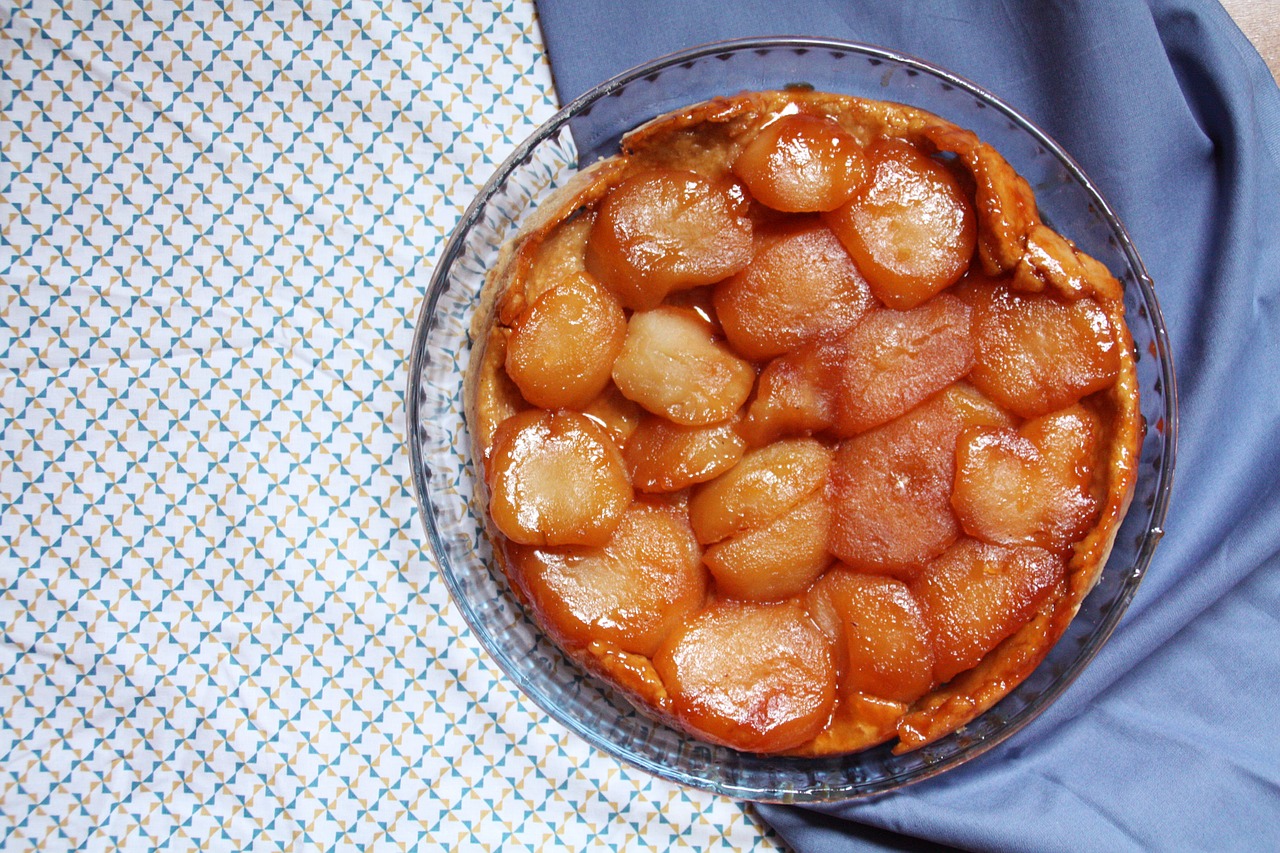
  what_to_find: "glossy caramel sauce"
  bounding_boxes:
[465,90,1140,755]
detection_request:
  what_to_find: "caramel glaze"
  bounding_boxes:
[464,90,1141,756]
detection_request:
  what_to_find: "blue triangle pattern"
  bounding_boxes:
[0,2,786,850]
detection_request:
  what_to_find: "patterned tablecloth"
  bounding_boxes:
[0,2,784,849]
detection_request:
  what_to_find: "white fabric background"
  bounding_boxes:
[0,2,783,849]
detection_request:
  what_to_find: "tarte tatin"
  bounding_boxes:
[464,90,1141,755]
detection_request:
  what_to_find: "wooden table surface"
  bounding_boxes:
[1221,0,1280,82]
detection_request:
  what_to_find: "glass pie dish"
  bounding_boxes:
[405,37,1176,802]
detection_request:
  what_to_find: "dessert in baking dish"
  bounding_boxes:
[464,89,1141,755]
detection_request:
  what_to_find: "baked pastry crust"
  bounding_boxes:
[464,90,1141,755]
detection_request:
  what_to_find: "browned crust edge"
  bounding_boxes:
[461,89,1144,757]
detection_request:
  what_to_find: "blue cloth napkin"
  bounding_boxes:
[533,1,1280,849]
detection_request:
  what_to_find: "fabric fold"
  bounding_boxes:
[534,1,1280,849]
